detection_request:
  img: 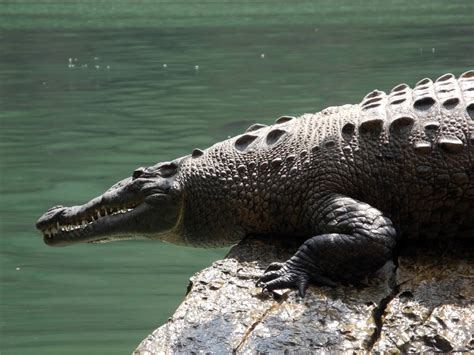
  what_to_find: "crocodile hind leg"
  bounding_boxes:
[258,194,398,297]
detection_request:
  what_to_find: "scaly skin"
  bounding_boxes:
[36,71,474,296]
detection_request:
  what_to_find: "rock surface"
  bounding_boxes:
[134,238,473,354]
[373,242,473,353]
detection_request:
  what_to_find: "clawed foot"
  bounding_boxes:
[255,199,397,298]
[256,261,310,297]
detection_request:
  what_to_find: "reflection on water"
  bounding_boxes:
[1,1,473,354]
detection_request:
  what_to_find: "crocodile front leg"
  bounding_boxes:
[258,194,398,297]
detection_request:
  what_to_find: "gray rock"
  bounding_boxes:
[134,239,473,354]
[372,242,473,353]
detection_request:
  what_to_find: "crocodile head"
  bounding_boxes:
[36,159,186,246]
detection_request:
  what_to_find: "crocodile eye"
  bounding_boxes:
[159,163,178,178]
[132,167,146,180]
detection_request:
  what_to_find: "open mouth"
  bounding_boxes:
[37,199,143,245]
[36,165,179,247]
[41,205,137,238]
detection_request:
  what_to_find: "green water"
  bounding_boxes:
[1,1,473,354]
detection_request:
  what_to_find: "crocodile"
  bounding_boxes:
[36,71,474,296]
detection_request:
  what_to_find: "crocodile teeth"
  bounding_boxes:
[41,203,140,239]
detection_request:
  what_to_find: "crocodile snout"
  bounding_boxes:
[36,206,66,230]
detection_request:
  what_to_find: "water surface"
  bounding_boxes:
[1,1,473,354]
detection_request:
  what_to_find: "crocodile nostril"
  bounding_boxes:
[132,167,146,180]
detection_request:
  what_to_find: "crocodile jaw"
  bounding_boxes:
[36,164,184,246]
[36,196,157,246]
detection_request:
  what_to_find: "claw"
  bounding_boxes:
[298,276,310,298]
[258,261,312,297]
[257,270,282,285]
[264,262,285,273]
[257,263,286,286]
[261,275,297,292]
